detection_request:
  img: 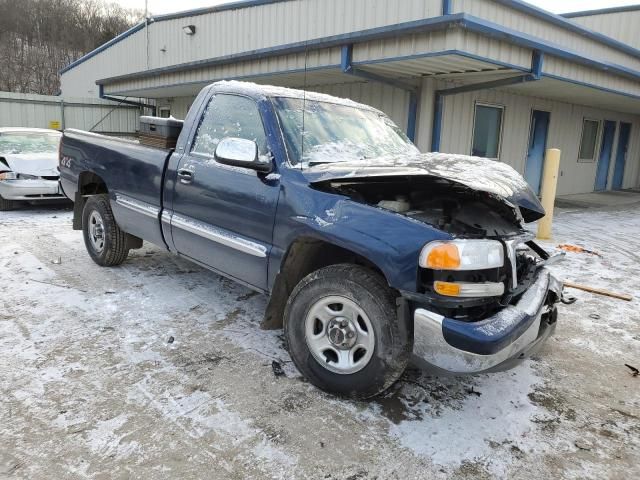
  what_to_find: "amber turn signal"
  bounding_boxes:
[434,281,461,297]
[424,243,461,270]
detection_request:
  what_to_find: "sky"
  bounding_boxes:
[117,0,639,16]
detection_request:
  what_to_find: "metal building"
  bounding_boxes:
[0,92,140,135]
[60,0,640,195]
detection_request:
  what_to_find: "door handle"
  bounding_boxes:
[177,169,194,184]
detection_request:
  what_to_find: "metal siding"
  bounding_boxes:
[312,82,410,131]
[0,92,139,133]
[60,30,147,97]
[430,83,640,195]
[156,97,196,119]
[351,29,531,71]
[570,11,640,50]
[134,0,442,72]
[543,56,640,98]
[452,0,640,73]
[104,49,343,96]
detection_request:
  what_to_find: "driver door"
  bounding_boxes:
[170,94,279,290]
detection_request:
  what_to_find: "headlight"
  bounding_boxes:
[419,239,504,271]
[0,171,17,180]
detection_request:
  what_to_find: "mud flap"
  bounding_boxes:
[72,192,87,230]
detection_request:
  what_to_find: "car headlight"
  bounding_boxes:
[419,239,504,271]
[0,171,17,180]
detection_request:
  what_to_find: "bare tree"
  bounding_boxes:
[0,0,143,95]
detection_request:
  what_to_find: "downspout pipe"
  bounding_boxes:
[431,50,544,152]
[341,44,421,142]
[98,84,157,116]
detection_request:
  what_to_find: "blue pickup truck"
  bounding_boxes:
[59,81,564,398]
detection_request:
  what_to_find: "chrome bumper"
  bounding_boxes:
[413,268,562,374]
[0,179,65,200]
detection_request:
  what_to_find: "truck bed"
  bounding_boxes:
[59,129,173,248]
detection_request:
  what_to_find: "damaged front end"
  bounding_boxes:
[310,166,565,374]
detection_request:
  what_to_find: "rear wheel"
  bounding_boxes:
[0,194,18,211]
[284,264,411,399]
[82,194,130,266]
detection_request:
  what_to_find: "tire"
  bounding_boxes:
[284,264,411,399]
[0,194,17,211]
[82,194,130,266]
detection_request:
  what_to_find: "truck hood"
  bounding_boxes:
[303,152,545,222]
[0,152,59,177]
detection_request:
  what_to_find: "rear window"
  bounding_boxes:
[0,132,61,155]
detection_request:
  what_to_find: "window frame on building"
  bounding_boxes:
[577,118,602,163]
[470,102,505,160]
[158,107,171,118]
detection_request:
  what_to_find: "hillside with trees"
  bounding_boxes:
[0,0,143,95]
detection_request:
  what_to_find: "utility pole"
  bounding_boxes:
[145,0,150,70]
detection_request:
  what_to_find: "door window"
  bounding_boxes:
[578,118,600,162]
[471,104,504,159]
[192,94,267,157]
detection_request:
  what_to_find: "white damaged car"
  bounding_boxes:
[0,128,67,210]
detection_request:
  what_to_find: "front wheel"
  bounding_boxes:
[82,194,130,266]
[284,264,411,399]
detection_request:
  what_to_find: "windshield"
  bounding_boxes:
[0,132,61,155]
[273,97,419,167]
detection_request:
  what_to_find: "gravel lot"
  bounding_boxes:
[1,202,638,479]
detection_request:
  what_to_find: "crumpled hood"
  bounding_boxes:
[0,152,59,177]
[304,152,545,222]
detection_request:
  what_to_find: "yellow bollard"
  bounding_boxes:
[537,148,561,240]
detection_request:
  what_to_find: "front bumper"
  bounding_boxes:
[0,179,65,201]
[412,268,562,374]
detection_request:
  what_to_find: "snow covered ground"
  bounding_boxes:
[1,203,638,479]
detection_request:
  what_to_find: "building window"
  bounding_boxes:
[471,104,504,159]
[192,94,267,157]
[159,107,171,118]
[578,118,600,162]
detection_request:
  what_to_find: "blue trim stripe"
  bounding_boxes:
[531,50,544,79]
[97,15,459,85]
[461,14,640,82]
[491,0,640,59]
[562,5,640,18]
[407,91,419,143]
[62,0,640,76]
[340,45,353,73]
[431,94,444,152]
[60,22,146,74]
[431,48,545,151]
[542,73,640,101]
[96,13,640,91]
[352,50,530,73]
[442,0,452,15]
[151,0,292,22]
[60,0,295,75]
[104,64,343,96]
[341,43,419,139]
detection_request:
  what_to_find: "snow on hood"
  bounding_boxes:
[0,152,59,177]
[304,152,545,222]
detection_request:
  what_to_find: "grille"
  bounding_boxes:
[41,176,59,181]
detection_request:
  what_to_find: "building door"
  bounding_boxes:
[594,120,617,191]
[524,110,550,195]
[612,122,632,190]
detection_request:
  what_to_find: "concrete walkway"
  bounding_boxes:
[556,189,640,209]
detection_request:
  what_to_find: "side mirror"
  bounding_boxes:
[214,137,272,173]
